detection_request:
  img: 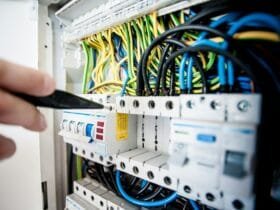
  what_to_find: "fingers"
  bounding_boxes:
[0,89,47,131]
[0,59,55,96]
[0,134,16,160]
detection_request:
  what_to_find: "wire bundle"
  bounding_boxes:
[137,11,280,96]
[84,162,201,209]
[81,11,190,95]
[81,4,280,96]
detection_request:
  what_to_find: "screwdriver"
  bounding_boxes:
[14,89,111,110]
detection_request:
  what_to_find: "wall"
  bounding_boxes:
[0,1,43,210]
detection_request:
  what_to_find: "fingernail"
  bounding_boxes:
[0,137,16,160]
[39,114,47,130]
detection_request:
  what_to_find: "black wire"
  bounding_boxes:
[154,46,170,96]
[137,3,234,96]
[86,166,98,179]
[161,45,259,92]
[107,166,119,194]
[164,39,188,52]
[246,47,280,93]
[175,198,186,207]
[166,39,189,96]
[226,39,280,93]
[164,40,186,96]
[139,25,232,95]
[150,4,231,96]
[68,145,74,194]
[183,202,188,210]
[190,56,208,93]
[169,60,176,96]
[93,163,108,188]
[135,182,151,196]
[154,39,188,96]
[156,41,207,94]
[92,167,103,183]
[142,186,163,201]
[187,4,229,25]
[126,176,139,192]
[96,164,113,192]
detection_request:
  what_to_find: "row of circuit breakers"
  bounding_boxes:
[60,94,261,210]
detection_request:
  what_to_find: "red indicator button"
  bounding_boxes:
[96,134,103,140]
[97,121,104,127]
[96,128,104,133]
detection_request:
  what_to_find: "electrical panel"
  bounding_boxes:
[59,94,261,210]
[53,0,280,210]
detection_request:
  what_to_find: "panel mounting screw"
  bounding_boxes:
[237,100,250,112]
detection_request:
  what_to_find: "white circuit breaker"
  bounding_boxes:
[168,120,256,209]
[167,94,261,210]
[73,178,139,210]
[66,194,98,210]
[59,95,137,165]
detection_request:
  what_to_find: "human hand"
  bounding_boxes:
[0,59,55,160]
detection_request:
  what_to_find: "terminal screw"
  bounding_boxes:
[186,100,195,109]
[237,100,250,112]
[210,100,221,110]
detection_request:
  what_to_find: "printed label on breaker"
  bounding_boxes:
[116,113,128,140]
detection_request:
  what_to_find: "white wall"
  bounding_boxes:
[0,1,43,210]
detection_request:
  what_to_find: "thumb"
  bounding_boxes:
[0,134,16,160]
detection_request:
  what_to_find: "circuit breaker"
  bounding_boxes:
[59,95,137,165]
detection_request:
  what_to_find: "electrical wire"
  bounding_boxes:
[115,170,177,207]
[192,56,208,93]
[219,13,280,89]
[190,199,200,210]
[81,6,279,97]
[161,45,258,92]
[68,145,74,194]
[139,24,231,95]
[107,166,119,194]
[135,181,150,196]
[141,186,163,201]
[96,164,114,192]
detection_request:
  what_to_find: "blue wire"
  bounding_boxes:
[219,13,280,87]
[190,9,197,17]
[87,80,94,90]
[198,12,240,41]
[179,55,188,90]
[92,48,96,67]
[240,82,251,90]
[121,69,129,96]
[179,40,223,91]
[237,76,251,82]
[140,180,148,188]
[205,13,239,87]
[189,199,200,210]
[228,13,280,37]
[181,13,280,90]
[187,58,194,91]
[179,13,240,90]
[115,170,177,207]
